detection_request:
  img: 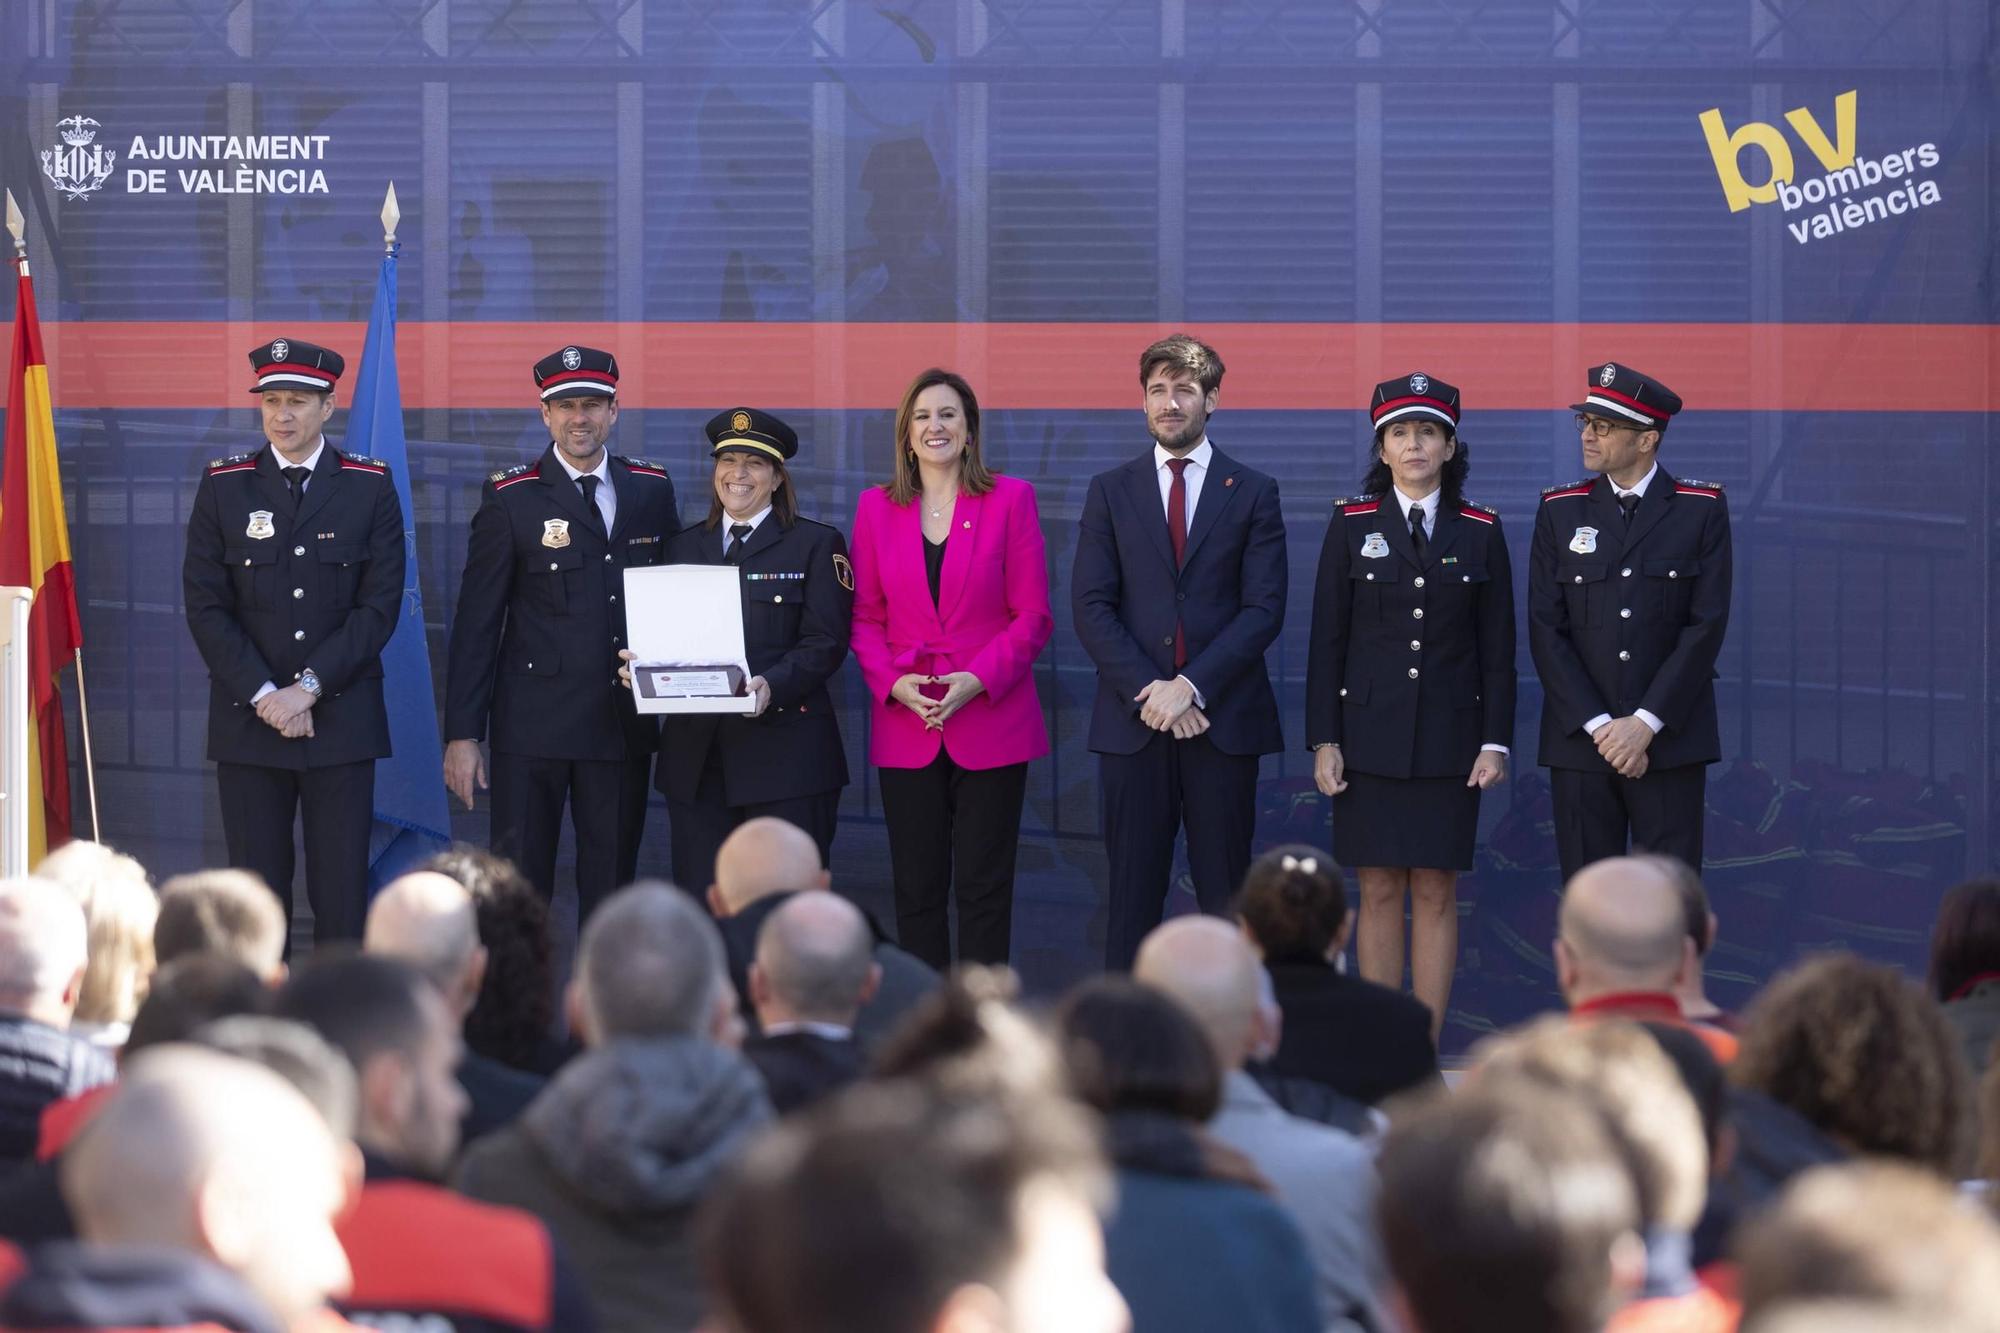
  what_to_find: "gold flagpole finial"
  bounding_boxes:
[381,181,400,250]
[4,190,25,261]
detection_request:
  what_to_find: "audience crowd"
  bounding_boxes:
[3,826,2000,1333]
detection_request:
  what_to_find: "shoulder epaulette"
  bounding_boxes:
[617,456,671,478]
[1458,500,1498,524]
[489,463,536,489]
[206,452,257,474]
[1541,479,1594,501]
[1335,493,1381,514]
[1673,478,1725,495]
[339,454,388,473]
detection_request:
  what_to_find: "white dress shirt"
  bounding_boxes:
[1393,487,1506,757]
[556,450,617,534]
[1584,463,1664,738]
[1153,437,1213,705]
[720,504,773,556]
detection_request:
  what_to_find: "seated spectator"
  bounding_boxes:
[1056,976,1321,1333]
[1234,844,1439,1108]
[365,869,544,1144]
[698,1076,1128,1333]
[1735,1162,2000,1333]
[1659,856,1735,1032]
[743,892,877,1114]
[1928,877,2000,1079]
[709,817,938,1050]
[34,841,156,1052]
[871,965,1071,1106]
[1474,1017,1732,1333]
[277,951,595,1332]
[1379,1082,1643,1333]
[0,878,113,1164]
[1135,916,1382,1333]
[1557,855,1738,1062]
[424,845,565,1077]
[153,868,287,984]
[456,883,771,1333]
[0,1045,352,1332]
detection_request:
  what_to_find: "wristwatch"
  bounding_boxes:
[298,668,322,698]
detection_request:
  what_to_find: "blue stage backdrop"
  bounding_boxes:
[2,0,1994,1049]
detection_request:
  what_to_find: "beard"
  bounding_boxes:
[1149,413,1204,452]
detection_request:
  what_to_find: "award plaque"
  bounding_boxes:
[622,565,759,714]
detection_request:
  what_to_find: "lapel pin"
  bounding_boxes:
[1224,477,1234,487]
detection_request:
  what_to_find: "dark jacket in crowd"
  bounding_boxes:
[1098,1111,1323,1333]
[742,1029,865,1115]
[716,891,940,1051]
[453,1036,771,1333]
[0,1018,114,1166]
[1261,957,1441,1106]
[1943,981,2000,1081]
[0,1243,285,1332]
[1692,1086,1849,1267]
[458,1049,545,1147]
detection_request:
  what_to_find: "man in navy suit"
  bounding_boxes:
[1074,334,1288,969]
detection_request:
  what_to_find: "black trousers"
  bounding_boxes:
[216,758,373,948]
[665,745,839,896]
[489,750,650,923]
[1100,732,1259,971]
[1550,763,1708,883]
[878,751,1028,970]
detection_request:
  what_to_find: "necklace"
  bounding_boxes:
[926,492,955,520]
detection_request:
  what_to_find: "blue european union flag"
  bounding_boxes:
[348,241,451,886]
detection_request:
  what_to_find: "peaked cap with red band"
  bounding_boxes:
[534,345,619,400]
[248,337,344,393]
[1572,361,1682,431]
[1370,371,1460,432]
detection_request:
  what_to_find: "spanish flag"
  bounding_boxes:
[1,256,83,861]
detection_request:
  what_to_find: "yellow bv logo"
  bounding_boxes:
[1698,90,1857,212]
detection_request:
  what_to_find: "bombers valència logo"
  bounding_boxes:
[41,117,117,201]
[1699,91,1943,246]
[42,114,332,199]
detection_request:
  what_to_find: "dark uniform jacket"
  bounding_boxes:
[182,444,404,769]
[1529,470,1731,773]
[444,448,679,762]
[653,516,851,806]
[1072,445,1288,758]
[1306,494,1516,778]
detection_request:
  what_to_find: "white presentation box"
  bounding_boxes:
[623,564,758,715]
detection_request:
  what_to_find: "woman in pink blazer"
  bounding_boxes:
[850,368,1053,967]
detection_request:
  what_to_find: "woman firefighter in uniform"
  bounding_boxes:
[1305,373,1515,1040]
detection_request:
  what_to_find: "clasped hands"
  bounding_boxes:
[255,684,316,740]
[1135,677,1208,740]
[1594,715,1653,778]
[891,671,985,731]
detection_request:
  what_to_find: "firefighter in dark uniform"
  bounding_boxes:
[1530,362,1732,882]
[183,338,405,944]
[623,408,852,891]
[442,346,680,921]
[1306,372,1515,1036]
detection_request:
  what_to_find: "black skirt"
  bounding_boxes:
[1331,769,1480,871]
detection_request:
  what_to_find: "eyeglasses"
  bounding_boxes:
[1574,414,1647,438]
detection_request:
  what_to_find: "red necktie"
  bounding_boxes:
[1167,458,1190,669]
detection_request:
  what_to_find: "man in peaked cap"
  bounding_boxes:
[182,337,405,947]
[443,346,680,921]
[1529,362,1732,882]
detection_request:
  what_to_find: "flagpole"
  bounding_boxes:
[7,192,99,844]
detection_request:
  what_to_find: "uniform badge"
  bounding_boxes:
[833,553,854,592]
[1599,363,1617,387]
[731,410,752,433]
[561,346,582,370]
[1360,533,1390,559]
[1409,373,1429,394]
[1570,526,1598,554]
[245,511,275,540]
[542,519,571,549]
[269,339,289,362]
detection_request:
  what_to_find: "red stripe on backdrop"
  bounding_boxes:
[26,322,2000,411]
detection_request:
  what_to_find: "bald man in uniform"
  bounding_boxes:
[1555,854,1736,1062]
[0,1045,352,1331]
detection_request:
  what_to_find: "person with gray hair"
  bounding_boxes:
[456,880,772,1333]
[742,892,880,1114]
[0,877,113,1164]
[365,869,543,1142]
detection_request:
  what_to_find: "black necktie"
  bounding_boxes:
[1409,504,1428,556]
[725,523,753,565]
[283,466,309,509]
[578,475,606,536]
[1618,492,1641,525]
